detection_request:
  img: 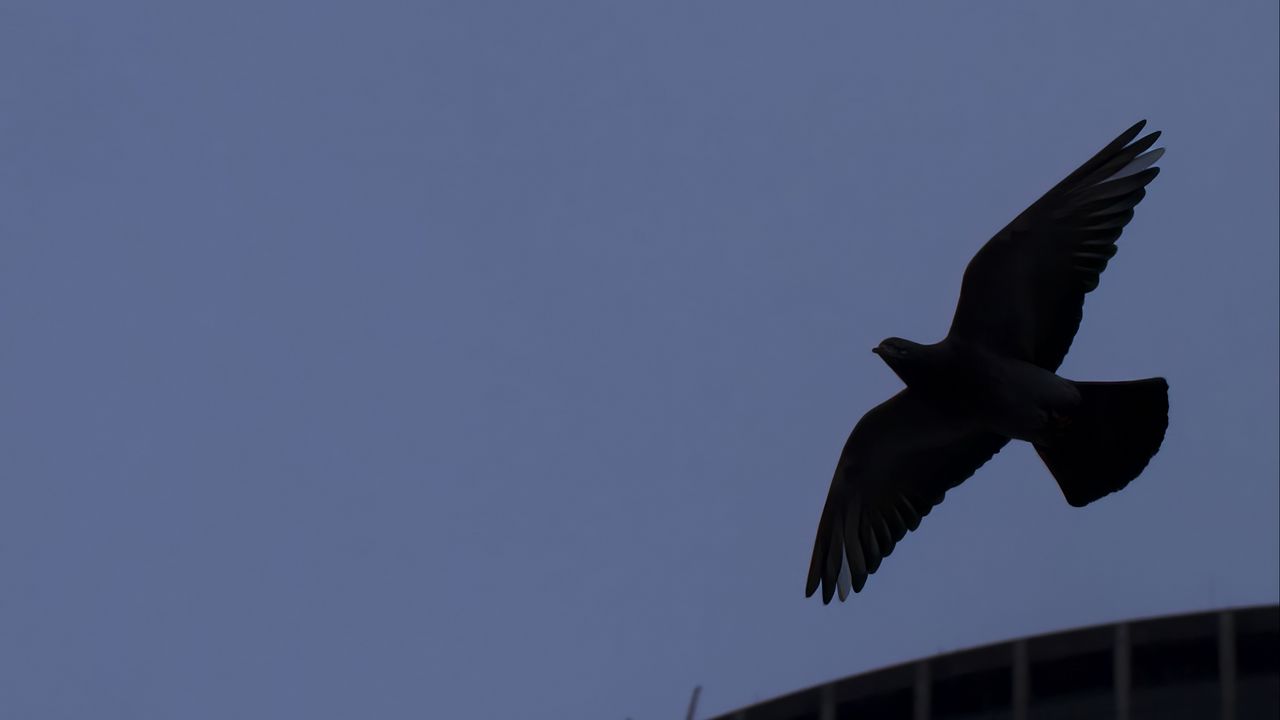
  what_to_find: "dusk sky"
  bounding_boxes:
[1,3,1276,718]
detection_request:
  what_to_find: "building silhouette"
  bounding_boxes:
[711,604,1278,720]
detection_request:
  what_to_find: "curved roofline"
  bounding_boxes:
[713,602,1278,720]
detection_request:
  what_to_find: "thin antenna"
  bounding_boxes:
[685,685,702,720]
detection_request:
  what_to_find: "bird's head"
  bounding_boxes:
[872,337,930,382]
[872,337,920,361]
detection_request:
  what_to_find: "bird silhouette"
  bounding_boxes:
[806,121,1169,603]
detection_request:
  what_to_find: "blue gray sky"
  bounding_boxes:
[1,3,1276,718]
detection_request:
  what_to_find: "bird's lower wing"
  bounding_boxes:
[805,390,1008,602]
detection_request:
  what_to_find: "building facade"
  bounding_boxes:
[712,604,1278,720]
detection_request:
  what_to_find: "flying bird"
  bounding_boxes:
[806,121,1169,603]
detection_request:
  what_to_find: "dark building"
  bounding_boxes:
[711,604,1278,720]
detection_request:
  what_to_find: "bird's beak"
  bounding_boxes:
[871,346,882,356]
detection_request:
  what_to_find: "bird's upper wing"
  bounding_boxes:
[947,121,1163,371]
[805,389,1008,602]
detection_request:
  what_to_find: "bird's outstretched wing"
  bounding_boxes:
[805,390,1008,602]
[947,121,1163,371]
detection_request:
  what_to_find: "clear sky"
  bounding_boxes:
[1,2,1276,718]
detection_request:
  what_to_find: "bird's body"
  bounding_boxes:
[876,338,1081,444]
[806,122,1170,602]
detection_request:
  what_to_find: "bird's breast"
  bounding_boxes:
[907,349,1078,442]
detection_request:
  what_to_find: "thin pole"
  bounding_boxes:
[685,685,702,720]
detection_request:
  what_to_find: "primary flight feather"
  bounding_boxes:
[806,121,1169,603]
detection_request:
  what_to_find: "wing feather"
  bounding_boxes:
[806,390,1008,601]
[948,121,1163,370]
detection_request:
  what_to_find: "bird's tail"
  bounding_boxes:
[1035,378,1169,507]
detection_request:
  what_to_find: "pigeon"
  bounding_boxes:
[805,121,1169,603]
